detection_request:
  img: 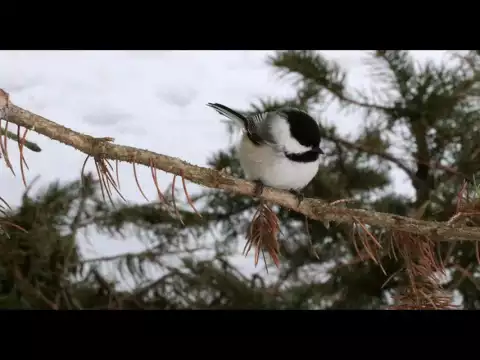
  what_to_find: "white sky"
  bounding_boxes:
[0,50,450,279]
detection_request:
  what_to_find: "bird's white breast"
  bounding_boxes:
[237,135,320,191]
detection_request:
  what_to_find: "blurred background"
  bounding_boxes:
[0,50,479,309]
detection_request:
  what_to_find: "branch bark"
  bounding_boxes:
[2,89,480,242]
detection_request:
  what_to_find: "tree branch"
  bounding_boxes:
[2,89,480,242]
[322,132,414,178]
[0,127,41,153]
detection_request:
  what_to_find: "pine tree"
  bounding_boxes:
[1,50,480,309]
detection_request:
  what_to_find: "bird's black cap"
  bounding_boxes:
[281,109,321,149]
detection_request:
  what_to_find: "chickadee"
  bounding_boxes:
[207,103,324,203]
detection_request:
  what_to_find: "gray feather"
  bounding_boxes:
[207,102,279,147]
[249,112,278,146]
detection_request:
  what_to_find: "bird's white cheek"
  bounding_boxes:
[284,137,311,154]
[268,116,311,154]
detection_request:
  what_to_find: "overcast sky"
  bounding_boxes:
[0,50,450,279]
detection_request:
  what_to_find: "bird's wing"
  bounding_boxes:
[206,103,249,129]
[250,112,280,147]
[207,103,277,146]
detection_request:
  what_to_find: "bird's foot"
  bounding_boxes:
[289,189,304,208]
[253,180,265,198]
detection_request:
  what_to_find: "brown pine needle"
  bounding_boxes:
[101,159,126,202]
[94,159,110,204]
[80,155,90,187]
[0,196,11,211]
[353,217,382,248]
[0,119,3,156]
[305,215,319,259]
[450,265,480,292]
[0,220,28,233]
[91,155,125,206]
[96,161,113,202]
[244,201,281,270]
[260,249,270,273]
[132,161,149,202]
[3,119,8,154]
[115,159,121,191]
[17,126,30,170]
[171,174,184,226]
[0,119,15,176]
[180,169,202,218]
[352,218,384,274]
[457,180,468,213]
[381,269,401,289]
[149,159,168,204]
[389,232,398,261]
[391,230,451,310]
[18,126,29,187]
[476,241,480,265]
[104,158,114,172]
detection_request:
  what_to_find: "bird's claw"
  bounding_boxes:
[253,182,304,208]
[254,180,265,198]
[289,190,304,207]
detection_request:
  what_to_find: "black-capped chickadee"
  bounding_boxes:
[207,103,324,203]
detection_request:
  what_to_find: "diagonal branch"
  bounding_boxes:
[2,89,480,242]
[322,132,414,178]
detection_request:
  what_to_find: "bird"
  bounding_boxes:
[207,102,324,204]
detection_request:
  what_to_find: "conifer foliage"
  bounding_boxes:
[1,50,480,309]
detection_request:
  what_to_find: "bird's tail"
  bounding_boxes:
[206,103,249,130]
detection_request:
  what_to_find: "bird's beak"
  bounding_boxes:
[313,147,324,154]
